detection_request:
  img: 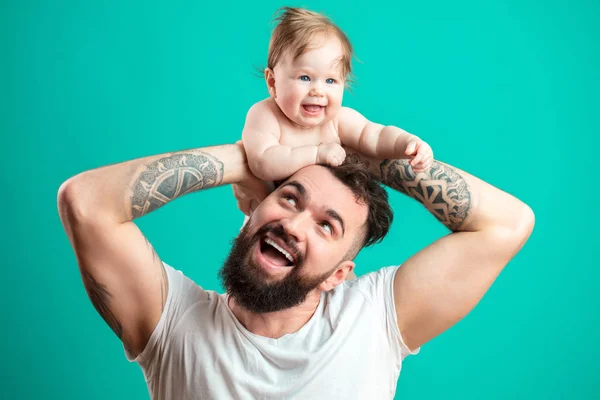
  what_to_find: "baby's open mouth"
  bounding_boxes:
[302,104,324,114]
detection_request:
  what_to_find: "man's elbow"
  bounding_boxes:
[514,203,535,244]
[57,174,91,230]
[494,203,535,255]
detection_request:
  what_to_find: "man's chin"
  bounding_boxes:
[219,224,322,314]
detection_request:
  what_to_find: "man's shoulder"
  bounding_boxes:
[162,263,222,311]
[333,265,401,302]
[354,265,401,285]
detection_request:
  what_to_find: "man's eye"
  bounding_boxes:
[300,75,310,81]
[319,221,333,234]
[325,78,336,84]
[283,194,297,206]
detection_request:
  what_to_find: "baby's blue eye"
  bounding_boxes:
[326,78,336,84]
[300,75,310,81]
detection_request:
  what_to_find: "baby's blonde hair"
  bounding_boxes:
[265,7,355,85]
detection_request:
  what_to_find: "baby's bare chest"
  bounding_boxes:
[278,122,340,147]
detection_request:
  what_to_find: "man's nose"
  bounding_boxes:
[281,213,309,243]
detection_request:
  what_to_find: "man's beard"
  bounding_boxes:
[219,222,335,313]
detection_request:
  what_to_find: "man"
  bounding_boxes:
[57,142,534,399]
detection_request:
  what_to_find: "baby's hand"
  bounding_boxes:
[317,142,346,167]
[405,137,434,172]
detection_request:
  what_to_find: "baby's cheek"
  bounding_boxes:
[285,94,300,109]
[327,103,342,118]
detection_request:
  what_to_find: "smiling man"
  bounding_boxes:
[223,163,390,318]
[58,142,534,399]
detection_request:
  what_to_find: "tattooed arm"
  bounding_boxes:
[57,143,251,357]
[346,151,535,351]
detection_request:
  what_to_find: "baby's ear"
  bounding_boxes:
[264,68,276,98]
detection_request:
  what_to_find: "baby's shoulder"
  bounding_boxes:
[248,98,278,116]
[244,98,282,131]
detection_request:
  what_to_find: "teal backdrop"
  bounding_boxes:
[1,0,598,399]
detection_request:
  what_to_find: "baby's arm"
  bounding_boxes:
[243,102,329,181]
[338,107,433,172]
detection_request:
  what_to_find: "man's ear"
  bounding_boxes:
[265,68,276,98]
[319,260,355,292]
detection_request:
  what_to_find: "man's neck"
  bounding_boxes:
[227,291,322,339]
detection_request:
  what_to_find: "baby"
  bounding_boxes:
[236,7,433,215]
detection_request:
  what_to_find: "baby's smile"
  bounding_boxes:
[301,104,325,116]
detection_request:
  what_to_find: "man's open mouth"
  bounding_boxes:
[259,237,295,267]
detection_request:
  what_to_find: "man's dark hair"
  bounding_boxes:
[323,160,393,249]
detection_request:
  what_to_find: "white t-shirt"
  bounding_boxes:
[126,263,419,399]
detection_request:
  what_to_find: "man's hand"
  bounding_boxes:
[232,176,273,216]
[404,137,434,173]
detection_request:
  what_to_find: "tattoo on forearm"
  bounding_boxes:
[131,152,224,218]
[379,159,471,231]
[81,269,123,339]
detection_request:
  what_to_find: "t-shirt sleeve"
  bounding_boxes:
[355,266,421,361]
[124,262,208,379]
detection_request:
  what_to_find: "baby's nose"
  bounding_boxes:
[309,87,325,97]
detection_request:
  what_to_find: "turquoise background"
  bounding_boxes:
[1,0,598,398]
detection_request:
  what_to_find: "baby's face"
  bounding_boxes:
[269,35,346,129]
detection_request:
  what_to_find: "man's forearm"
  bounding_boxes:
[346,149,532,234]
[60,143,248,224]
[376,158,472,231]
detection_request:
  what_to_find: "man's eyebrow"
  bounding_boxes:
[326,209,345,237]
[280,181,344,236]
[281,181,307,198]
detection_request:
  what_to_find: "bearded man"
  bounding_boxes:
[58,142,534,399]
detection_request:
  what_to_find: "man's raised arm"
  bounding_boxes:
[57,143,251,357]
[346,150,535,351]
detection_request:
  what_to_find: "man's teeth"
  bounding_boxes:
[264,238,294,263]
